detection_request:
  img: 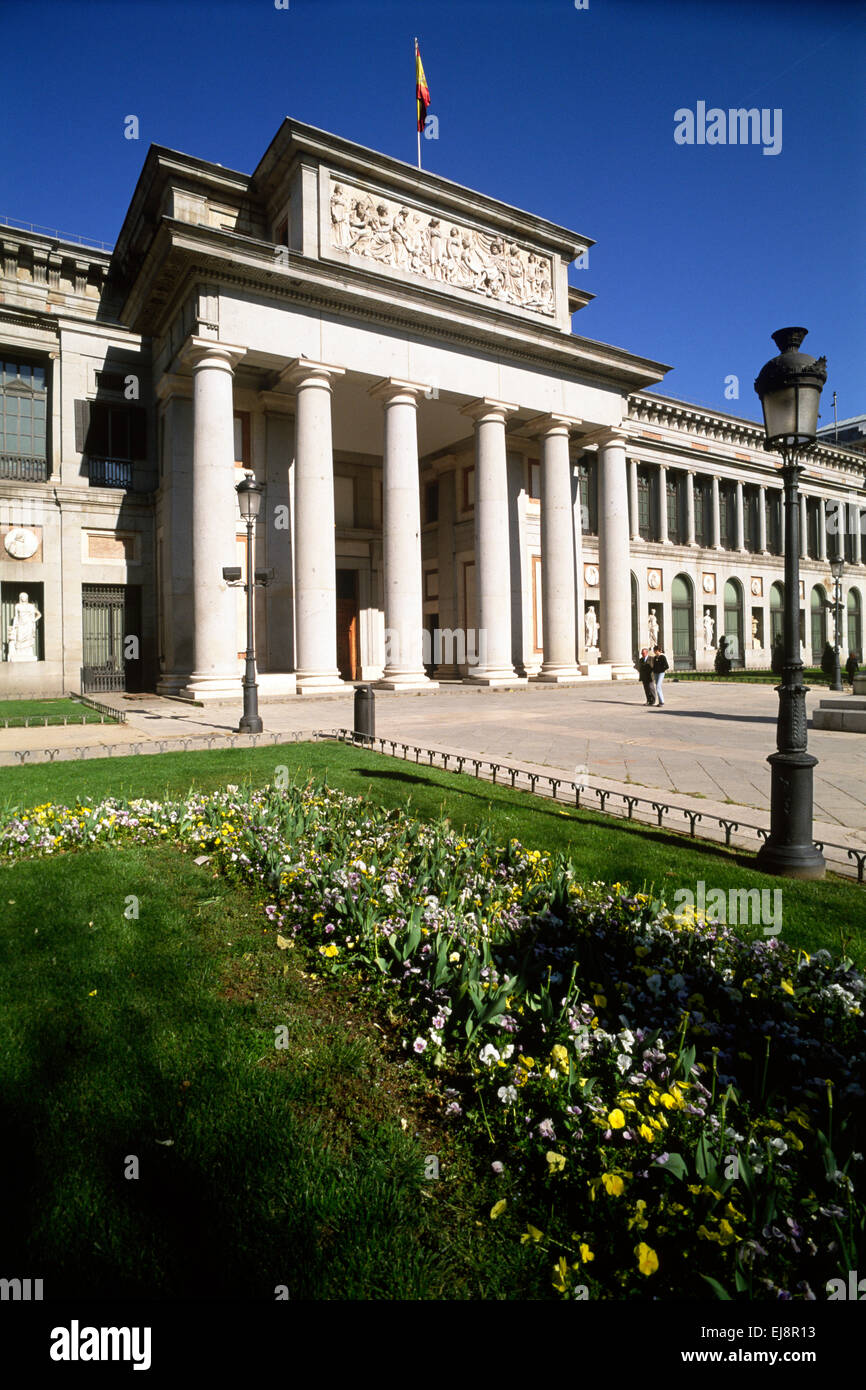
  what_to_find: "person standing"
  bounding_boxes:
[846,651,860,687]
[638,647,656,705]
[652,644,669,706]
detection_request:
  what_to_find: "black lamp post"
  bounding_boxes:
[235,470,264,735]
[754,327,827,880]
[829,555,844,693]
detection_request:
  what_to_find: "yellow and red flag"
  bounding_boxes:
[415,39,430,133]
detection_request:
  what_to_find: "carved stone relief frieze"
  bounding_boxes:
[328,179,556,316]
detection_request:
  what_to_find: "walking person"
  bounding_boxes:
[638,647,656,705]
[652,644,669,706]
[846,651,860,687]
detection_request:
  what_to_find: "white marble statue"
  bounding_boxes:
[7,590,41,662]
[647,609,659,647]
[751,615,759,647]
[703,612,715,648]
[584,604,599,649]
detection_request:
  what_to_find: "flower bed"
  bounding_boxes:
[3,781,864,1300]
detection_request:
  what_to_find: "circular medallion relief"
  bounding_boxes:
[647,569,662,590]
[4,527,38,560]
[584,564,599,588]
[702,573,716,594]
[750,577,762,596]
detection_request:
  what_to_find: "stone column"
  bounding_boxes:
[180,338,247,700]
[370,378,435,689]
[658,464,669,544]
[531,414,582,682]
[289,360,346,693]
[711,476,721,549]
[759,484,768,553]
[461,398,524,684]
[735,480,745,552]
[686,470,696,546]
[435,460,459,677]
[819,497,828,561]
[800,493,808,559]
[629,456,640,541]
[597,429,634,677]
[854,497,864,565]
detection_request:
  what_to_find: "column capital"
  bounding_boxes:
[156,373,193,402]
[283,359,345,390]
[460,396,519,424]
[524,411,583,439]
[369,377,427,405]
[181,336,247,372]
[578,425,633,450]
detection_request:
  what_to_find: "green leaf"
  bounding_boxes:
[658,1152,688,1181]
[701,1274,732,1300]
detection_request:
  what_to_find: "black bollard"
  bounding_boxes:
[354,684,375,742]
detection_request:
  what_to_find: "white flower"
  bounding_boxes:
[497,1085,518,1104]
[615,1054,631,1074]
[501,1044,514,1061]
[413,1036,427,1054]
[479,1044,501,1067]
[769,1137,788,1155]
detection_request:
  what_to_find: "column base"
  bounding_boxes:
[156,673,189,697]
[463,670,528,687]
[178,672,243,702]
[374,673,439,691]
[609,663,638,680]
[578,663,613,681]
[532,666,584,684]
[295,672,348,695]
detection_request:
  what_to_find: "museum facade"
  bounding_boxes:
[1,118,864,699]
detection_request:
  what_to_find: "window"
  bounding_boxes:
[666,470,684,544]
[462,466,475,511]
[637,465,655,540]
[806,497,821,559]
[744,485,760,553]
[234,412,251,468]
[766,490,782,554]
[528,458,541,501]
[1,356,48,481]
[76,400,146,489]
[693,476,710,546]
[578,458,597,534]
[718,482,736,550]
[425,481,439,524]
[848,589,862,657]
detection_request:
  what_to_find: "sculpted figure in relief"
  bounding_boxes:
[330,184,349,248]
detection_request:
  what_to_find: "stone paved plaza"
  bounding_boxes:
[2,680,865,864]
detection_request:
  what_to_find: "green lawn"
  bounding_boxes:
[1,740,864,966]
[0,698,114,727]
[0,842,540,1299]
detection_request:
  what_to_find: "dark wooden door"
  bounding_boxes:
[336,569,359,680]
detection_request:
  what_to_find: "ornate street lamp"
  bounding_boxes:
[829,555,845,692]
[235,470,264,735]
[754,328,827,879]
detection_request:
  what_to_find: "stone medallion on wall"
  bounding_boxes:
[702,573,716,595]
[750,577,763,597]
[2,527,41,561]
[328,178,557,317]
[647,568,662,591]
[583,563,599,589]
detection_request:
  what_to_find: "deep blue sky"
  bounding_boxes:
[3,0,863,424]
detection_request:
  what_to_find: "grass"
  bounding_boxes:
[0,842,543,1299]
[0,698,113,727]
[1,740,864,967]
[671,668,846,686]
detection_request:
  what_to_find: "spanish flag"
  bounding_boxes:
[415,39,430,133]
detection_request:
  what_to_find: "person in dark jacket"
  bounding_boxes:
[638,647,656,705]
[846,652,860,686]
[652,645,669,706]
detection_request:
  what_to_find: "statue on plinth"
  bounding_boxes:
[584,604,599,650]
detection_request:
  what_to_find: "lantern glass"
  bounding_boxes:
[236,473,263,520]
[830,556,845,581]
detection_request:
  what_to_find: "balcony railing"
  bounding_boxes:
[0,454,49,482]
[88,457,134,489]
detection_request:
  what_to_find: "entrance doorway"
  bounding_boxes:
[671,574,694,669]
[81,584,142,692]
[336,568,360,680]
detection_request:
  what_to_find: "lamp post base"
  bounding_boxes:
[756,750,826,879]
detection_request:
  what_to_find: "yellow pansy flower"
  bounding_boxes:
[601,1173,625,1197]
[636,1242,659,1275]
[490,1199,507,1219]
[607,1108,626,1129]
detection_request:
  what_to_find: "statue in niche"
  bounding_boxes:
[751,615,759,647]
[647,608,660,647]
[7,590,41,662]
[703,611,715,648]
[585,605,599,650]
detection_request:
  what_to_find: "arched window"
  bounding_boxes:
[723,579,744,666]
[770,581,785,647]
[848,588,862,659]
[671,574,694,670]
[810,586,827,663]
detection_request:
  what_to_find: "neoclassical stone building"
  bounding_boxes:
[1,118,864,698]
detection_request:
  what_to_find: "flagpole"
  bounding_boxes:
[415,37,421,169]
